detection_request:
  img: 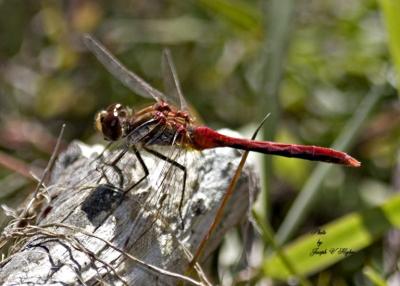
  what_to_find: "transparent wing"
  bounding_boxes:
[161,49,188,111]
[83,34,167,102]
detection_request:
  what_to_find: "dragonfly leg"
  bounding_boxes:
[123,145,149,194]
[94,148,127,188]
[85,146,149,233]
[143,146,187,229]
[89,141,114,166]
[96,145,149,194]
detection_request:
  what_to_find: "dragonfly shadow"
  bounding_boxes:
[81,184,124,223]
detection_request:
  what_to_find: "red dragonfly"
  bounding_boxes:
[84,35,360,167]
[84,34,360,220]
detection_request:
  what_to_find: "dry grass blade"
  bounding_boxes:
[190,114,269,267]
[0,151,32,179]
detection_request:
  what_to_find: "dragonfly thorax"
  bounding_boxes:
[95,103,132,141]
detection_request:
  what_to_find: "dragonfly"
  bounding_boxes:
[83,34,360,224]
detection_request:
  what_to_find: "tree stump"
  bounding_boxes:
[0,136,259,285]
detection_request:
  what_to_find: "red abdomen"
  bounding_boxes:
[190,126,360,167]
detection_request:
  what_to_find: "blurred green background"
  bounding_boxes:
[0,0,399,285]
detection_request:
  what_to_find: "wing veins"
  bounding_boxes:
[161,49,188,111]
[84,34,166,102]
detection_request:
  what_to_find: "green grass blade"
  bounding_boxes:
[258,0,295,225]
[378,0,400,93]
[363,265,388,286]
[276,85,385,245]
[197,0,261,34]
[263,194,400,279]
[252,210,312,286]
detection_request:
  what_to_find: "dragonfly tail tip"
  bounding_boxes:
[346,156,361,167]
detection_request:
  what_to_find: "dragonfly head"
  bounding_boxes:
[95,103,131,141]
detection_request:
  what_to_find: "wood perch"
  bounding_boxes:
[0,137,259,285]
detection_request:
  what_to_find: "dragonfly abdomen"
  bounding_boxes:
[191,126,360,167]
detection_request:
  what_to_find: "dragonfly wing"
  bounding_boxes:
[161,49,188,111]
[83,34,167,102]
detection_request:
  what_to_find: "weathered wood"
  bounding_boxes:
[0,136,259,285]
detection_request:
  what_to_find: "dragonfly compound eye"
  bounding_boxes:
[95,110,122,141]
